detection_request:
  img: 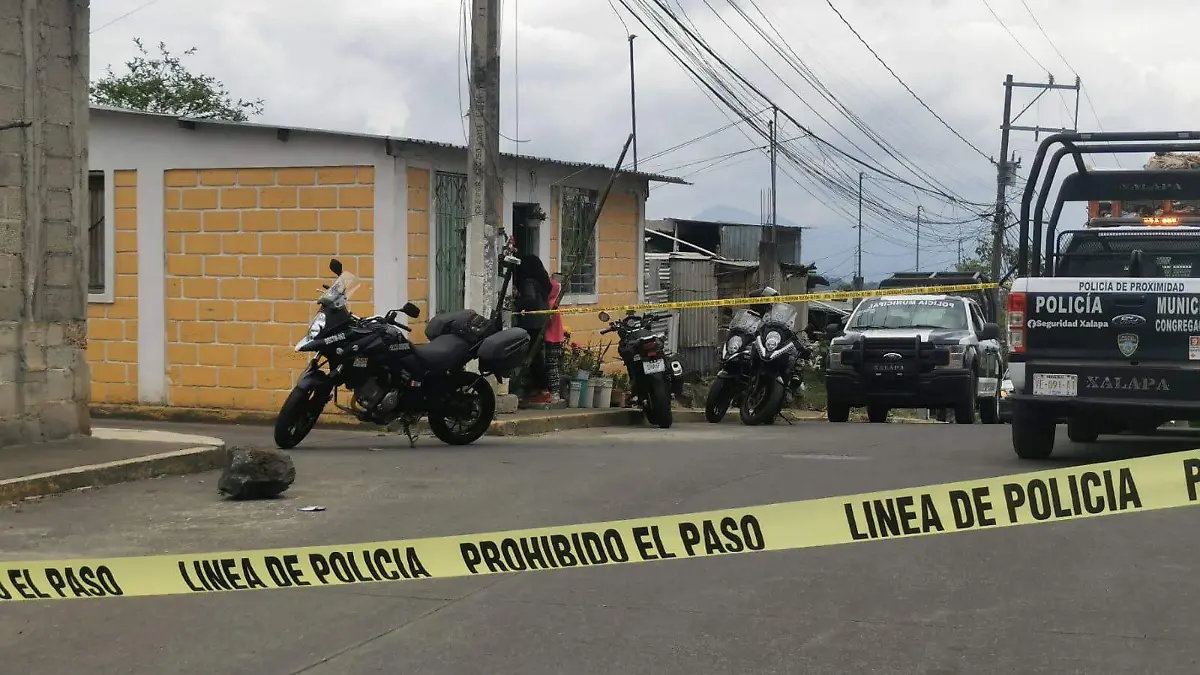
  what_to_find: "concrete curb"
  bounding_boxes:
[488,409,646,436]
[0,427,226,505]
[89,403,942,439]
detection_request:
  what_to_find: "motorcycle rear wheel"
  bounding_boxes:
[274,386,327,449]
[739,375,784,426]
[645,377,673,429]
[429,373,496,445]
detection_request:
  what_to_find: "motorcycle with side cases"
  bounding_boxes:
[704,307,762,423]
[599,309,684,429]
[273,250,530,449]
[739,301,811,425]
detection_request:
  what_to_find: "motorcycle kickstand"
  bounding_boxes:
[387,418,421,447]
[401,422,419,447]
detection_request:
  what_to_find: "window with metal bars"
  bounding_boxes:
[88,171,105,294]
[559,186,599,297]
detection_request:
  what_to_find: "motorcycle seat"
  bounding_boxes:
[413,334,472,371]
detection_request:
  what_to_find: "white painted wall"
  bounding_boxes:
[87,107,655,404]
[88,108,401,405]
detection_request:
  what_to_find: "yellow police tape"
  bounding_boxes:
[517,282,1001,316]
[2,447,1198,602]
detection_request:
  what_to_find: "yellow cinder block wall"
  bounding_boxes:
[552,191,640,375]
[87,169,140,403]
[405,167,430,342]
[162,165,375,411]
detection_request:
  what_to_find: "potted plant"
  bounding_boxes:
[611,371,630,407]
[575,341,600,379]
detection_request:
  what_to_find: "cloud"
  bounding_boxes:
[88,0,1200,278]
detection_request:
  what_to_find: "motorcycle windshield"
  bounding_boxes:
[761,302,797,330]
[727,309,762,335]
[318,271,361,309]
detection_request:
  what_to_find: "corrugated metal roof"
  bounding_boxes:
[90,104,690,185]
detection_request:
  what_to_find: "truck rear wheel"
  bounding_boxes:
[1012,403,1055,459]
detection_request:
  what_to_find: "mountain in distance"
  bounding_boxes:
[691,205,801,228]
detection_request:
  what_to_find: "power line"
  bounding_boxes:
[978,0,1072,119]
[715,0,976,203]
[91,0,166,34]
[822,0,995,165]
[620,0,987,209]
[1015,0,1123,168]
[637,110,766,167]
[979,0,1050,73]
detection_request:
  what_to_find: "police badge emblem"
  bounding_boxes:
[1117,333,1139,358]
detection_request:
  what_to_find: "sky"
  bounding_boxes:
[88,0,1200,282]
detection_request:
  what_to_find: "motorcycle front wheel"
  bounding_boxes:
[705,377,734,423]
[274,386,328,449]
[739,374,784,426]
[429,372,496,445]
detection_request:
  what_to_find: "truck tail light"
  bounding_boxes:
[1006,292,1026,354]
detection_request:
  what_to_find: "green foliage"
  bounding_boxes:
[955,232,1016,279]
[90,39,264,122]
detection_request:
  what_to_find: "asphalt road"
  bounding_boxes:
[4,418,1200,675]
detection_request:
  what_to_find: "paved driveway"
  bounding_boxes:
[3,419,1200,675]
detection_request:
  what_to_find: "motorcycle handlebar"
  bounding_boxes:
[600,326,615,335]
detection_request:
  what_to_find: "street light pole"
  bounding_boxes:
[628,34,638,171]
[916,205,922,272]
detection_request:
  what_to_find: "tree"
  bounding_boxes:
[90,39,265,122]
[956,233,1017,280]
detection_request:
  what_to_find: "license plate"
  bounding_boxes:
[871,363,905,373]
[643,359,665,374]
[1032,373,1077,397]
[353,357,368,368]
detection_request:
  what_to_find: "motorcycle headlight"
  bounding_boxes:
[726,335,743,353]
[764,331,782,351]
[307,312,327,338]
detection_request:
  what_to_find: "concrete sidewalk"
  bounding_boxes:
[0,427,226,505]
[91,403,697,436]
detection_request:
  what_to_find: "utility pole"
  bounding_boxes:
[855,171,864,302]
[989,75,1014,293]
[628,34,638,170]
[759,107,779,288]
[465,0,502,315]
[957,234,964,267]
[770,106,778,245]
[916,205,922,272]
[991,73,1082,289]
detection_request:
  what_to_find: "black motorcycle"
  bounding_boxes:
[599,310,684,429]
[740,302,810,425]
[704,308,763,423]
[273,250,530,449]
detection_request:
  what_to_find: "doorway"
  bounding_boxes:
[512,202,546,260]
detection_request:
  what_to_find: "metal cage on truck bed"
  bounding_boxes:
[876,271,997,322]
[1016,130,1200,278]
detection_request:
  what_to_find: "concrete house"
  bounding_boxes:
[86,106,684,413]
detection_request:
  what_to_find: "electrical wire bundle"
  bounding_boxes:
[615,0,995,260]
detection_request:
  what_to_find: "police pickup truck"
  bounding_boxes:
[1006,131,1200,459]
[824,277,1003,424]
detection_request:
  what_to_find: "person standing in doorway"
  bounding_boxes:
[544,272,566,405]
[512,255,553,406]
